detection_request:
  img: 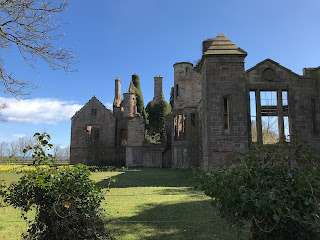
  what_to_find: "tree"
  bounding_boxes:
[53,144,63,161]
[129,74,147,121]
[251,117,279,144]
[0,98,7,121]
[0,141,8,157]
[0,0,77,97]
[146,98,171,135]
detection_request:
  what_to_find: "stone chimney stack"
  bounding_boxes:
[123,92,135,118]
[154,75,163,102]
[113,78,121,107]
[202,38,215,53]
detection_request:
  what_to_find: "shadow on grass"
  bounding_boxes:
[107,200,250,240]
[95,168,198,189]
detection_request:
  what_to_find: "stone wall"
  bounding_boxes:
[246,60,320,152]
[126,116,145,166]
[201,55,249,171]
[70,97,116,165]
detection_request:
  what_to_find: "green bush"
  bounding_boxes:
[198,141,320,240]
[4,133,113,239]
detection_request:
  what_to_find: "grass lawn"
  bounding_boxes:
[0,167,250,240]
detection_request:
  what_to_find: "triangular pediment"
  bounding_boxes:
[71,96,113,119]
[246,58,301,77]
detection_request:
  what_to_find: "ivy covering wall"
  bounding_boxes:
[129,74,147,121]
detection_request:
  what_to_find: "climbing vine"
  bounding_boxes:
[129,74,147,121]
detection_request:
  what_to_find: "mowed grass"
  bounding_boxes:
[0,167,250,240]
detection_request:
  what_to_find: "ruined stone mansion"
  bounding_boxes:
[70,33,320,171]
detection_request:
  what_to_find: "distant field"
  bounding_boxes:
[0,167,250,240]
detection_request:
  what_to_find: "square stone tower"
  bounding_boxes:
[198,33,250,170]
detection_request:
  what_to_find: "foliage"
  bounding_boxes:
[3,132,113,239]
[5,165,113,239]
[0,0,77,97]
[23,133,54,165]
[146,98,171,135]
[169,86,174,108]
[129,74,147,121]
[144,130,161,144]
[198,141,320,240]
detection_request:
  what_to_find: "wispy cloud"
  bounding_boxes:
[105,102,113,109]
[0,97,83,125]
[12,133,27,139]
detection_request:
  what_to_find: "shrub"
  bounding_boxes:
[4,133,114,239]
[198,141,320,240]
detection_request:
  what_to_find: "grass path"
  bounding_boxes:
[0,167,250,240]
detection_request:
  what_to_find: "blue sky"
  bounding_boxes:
[1,0,320,147]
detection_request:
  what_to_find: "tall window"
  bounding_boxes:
[87,126,99,142]
[223,97,229,132]
[173,114,186,141]
[250,90,289,144]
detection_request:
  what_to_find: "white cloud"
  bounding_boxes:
[12,133,27,139]
[0,97,83,125]
[105,102,113,109]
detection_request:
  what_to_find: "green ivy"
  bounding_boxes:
[169,86,174,108]
[129,74,147,121]
[197,140,320,240]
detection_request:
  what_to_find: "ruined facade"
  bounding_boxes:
[70,33,320,170]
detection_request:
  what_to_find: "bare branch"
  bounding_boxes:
[0,0,77,97]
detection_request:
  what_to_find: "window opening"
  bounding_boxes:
[87,126,99,142]
[223,97,229,132]
[282,91,290,141]
[260,91,278,144]
[120,129,127,146]
[250,91,257,142]
[186,67,188,76]
[173,114,186,141]
[183,115,186,140]
[174,115,178,141]
[91,108,97,116]
[250,90,290,145]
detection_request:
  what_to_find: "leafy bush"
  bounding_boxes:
[4,133,113,239]
[198,141,320,240]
